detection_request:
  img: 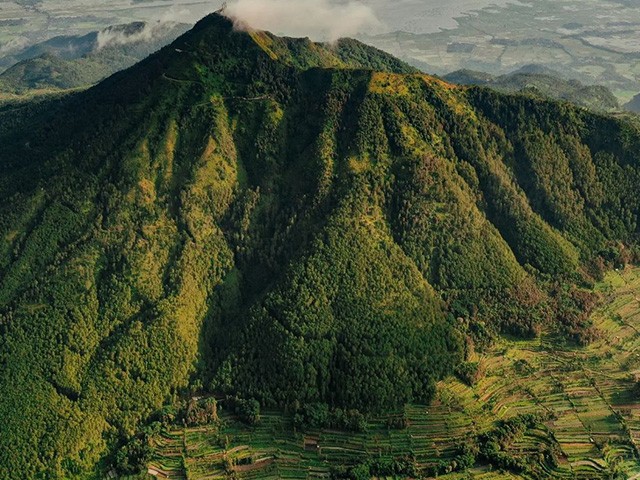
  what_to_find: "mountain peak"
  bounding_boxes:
[103,11,417,105]
[156,11,416,93]
[190,10,236,36]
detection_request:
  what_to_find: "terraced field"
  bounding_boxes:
[148,268,640,479]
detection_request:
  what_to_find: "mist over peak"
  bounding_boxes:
[222,0,382,41]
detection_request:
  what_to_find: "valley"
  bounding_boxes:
[0,0,213,50]
[365,0,640,103]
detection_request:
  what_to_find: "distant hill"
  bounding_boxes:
[444,67,620,112]
[12,32,98,63]
[0,53,94,91]
[441,68,494,85]
[0,21,191,93]
[624,92,640,113]
[510,63,567,77]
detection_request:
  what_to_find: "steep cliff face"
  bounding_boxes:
[1,13,639,478]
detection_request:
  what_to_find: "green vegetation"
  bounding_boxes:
[1,12,640,478]
[0,20,414,96]
[147,267,640,479]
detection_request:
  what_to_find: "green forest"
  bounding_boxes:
[1,12,640,479]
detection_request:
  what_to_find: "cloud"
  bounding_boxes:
[223,0,383,41]
[95,21,177,50]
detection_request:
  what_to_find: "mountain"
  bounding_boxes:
[442,68,494,86]
[12,31,98,63]
[444,68,620,112]
[510,63,568,77]
[624,92,640,113]
[1,12,640,479]
[0,53,93,92]
[0,21,191,94]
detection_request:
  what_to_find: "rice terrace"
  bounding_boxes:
[144,268,640,479]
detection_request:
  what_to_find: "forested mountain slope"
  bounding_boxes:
[1,12,640,478]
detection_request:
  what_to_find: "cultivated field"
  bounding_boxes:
[147,268,640,479]
[366,0,640,102]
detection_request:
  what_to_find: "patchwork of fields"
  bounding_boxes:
[147,268,640,479]
[365,0,640,102]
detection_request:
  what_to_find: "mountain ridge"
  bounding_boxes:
[1,12,640,478]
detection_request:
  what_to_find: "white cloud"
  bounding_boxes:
[224,0,383,41]
[95,21,178,50]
